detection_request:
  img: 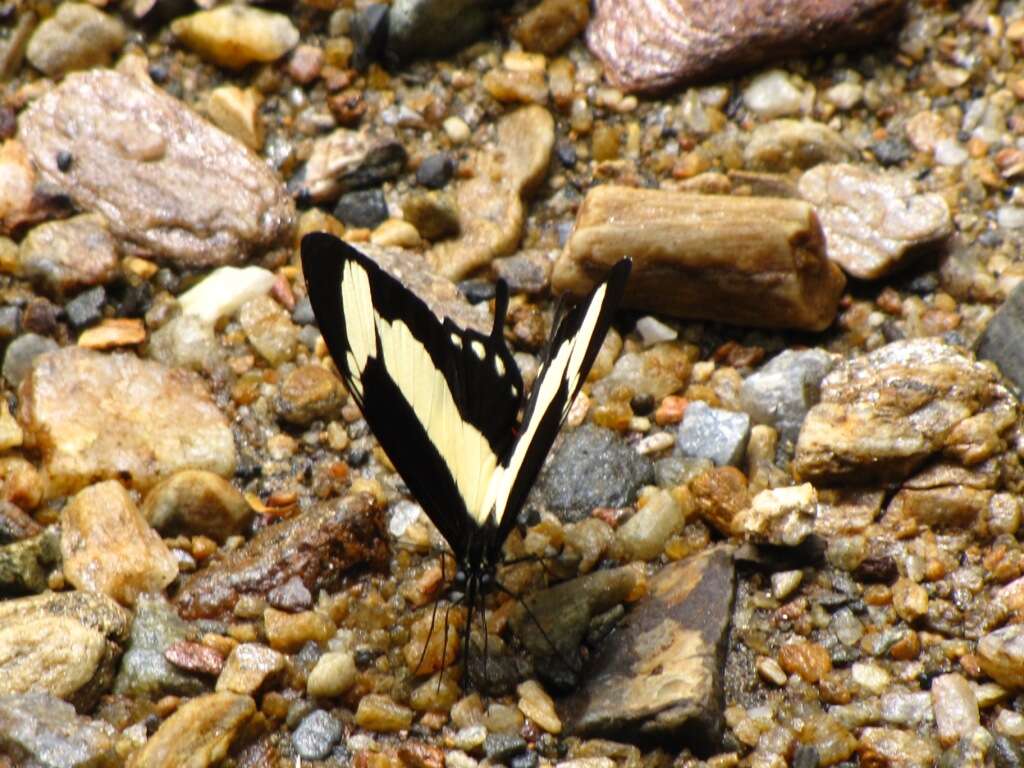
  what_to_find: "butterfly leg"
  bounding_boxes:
[494,580,580,675]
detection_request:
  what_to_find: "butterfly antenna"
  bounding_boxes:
[480,591,489,682]
[436,597,457,693]
[413,596,441,677]
[495,580,580,675]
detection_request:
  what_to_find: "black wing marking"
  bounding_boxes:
[301,232,523,554]
[484,258,632,548]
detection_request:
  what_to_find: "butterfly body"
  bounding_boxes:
[301,233,630,664]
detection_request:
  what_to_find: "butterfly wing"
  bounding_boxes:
[484,258,632,549]
[301,232,523,555]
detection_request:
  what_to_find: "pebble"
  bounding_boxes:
[931,673,979,748]
[402,191,460,241]
[778,641,831,683]
[798,163,952,280]
[307,651,357,698]
[634,315,678,346]
[2,332,57,388]
[335,188,390,229]
[147,315,220,372]
[851,661,891,695]
[858,727,938,767]
[881,691,933,727]
[978,625,1024,689]
[735,483,816,546]
[0,400,22,452]
[114,594,206,699]
[61,480,178,607]
[206,85,263,151]
[0,692,117,767]
[354,693,414,732]
[743,69,808,118]
[141,470,253,543]
[744,119,857,171]
[443,116,471,143]
[977,281,1024,393]
[20,347,236,496]
[216,643,285,695]
[130,692,255,768]
[676,401,751,467]
[416,152,455,189]
[770,570,803,600]
[264,608,334,653]
[18,213,118,298]
[292,709,343,760]
[739,348,836,446]
[171,6,299,69]
[178,265,276,326]
[635,431,675,456]
[538,423,654,519]
[387,0,490,61]
[756,656,788,686]
[370,218,422,248]
[0,615,107,704]
[512,0,589,55]
[484,733,528,762]
[516,680,561,734]
[18,67,294,267]
[64,286,106,330]
[933,137,968,166]
[276,364,347,426]
[299,129,406,203]
[25,2,126,77]
[238,294,299,366]
[892,577,929,622]
[615,488,686,561]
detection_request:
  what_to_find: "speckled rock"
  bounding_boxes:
[0,591,130,710]
[18,347,237,497]
[61,480,178,607]
[25,2,125,77]
[587,0,906,93]
[0,692,118,768]
[794,339,1016,485]
[798,163,953,280]
[676,401,751,467]
[141,470,253,543]
[292,709,342,760]
[276,364,347,426]
[298,128,406,203]
[18,214,118,298]
[564,548,735,750]
[537,424,654,520]
[239,294,299,365]
[175,494,388,619]
[427,106,554,280]
[17,65,294,267]
[129,692,255,768]
[170,6,298,69]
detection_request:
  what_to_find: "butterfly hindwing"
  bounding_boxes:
[301,233,523,552]
[485,258,632,546]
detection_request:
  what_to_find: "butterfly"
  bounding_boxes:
[301,232,631,671]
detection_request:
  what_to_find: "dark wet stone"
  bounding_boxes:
[977,281,1024,395]
[0,527,60,596]
[175,494,388,620]
[2,333,58,388]
[351,3,389,71]
[458,279,495,304]
[387,0,491,61]
[564,548,736,752]
[537,424,654,520]
[740,348,837,447]
[853,555,898,584]
[292,709,342,761]
[416,152,454,189]
[114,594,207,698]
[871,136,913,167]
[555,139,577,167]
[334,188,388,229]
[484,733,528,762]
[20,297,60,336]
[0,692,118,768]
[510,566,637,689]
[0,500,42,544]
[64,285,105,330]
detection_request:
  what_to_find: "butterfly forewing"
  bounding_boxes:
[301,233,523,552]
[486,258,632,545]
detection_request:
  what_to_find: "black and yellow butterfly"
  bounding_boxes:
[301,232,630,666]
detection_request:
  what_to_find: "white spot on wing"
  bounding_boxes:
[495,356,505,376]
[471,340,485,359]
[450,333,462,348]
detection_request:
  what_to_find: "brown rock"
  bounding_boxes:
[25,2,126,77]
[881,486,993,536]
[778,641,832,683]
[142,470,253,543]
[734,483,816,546]
[128,692,255,768]
[793,339,1016,485]
[164,641,224,677]
[798,163,953,280]
[238,294,298,365]
[587,0,905,93]
[0,591,129,710]
[857,727,938,768]
[263,608,334,652]
[513,0,589,55]
[402,191,460,242]
[553,186,845,331]
[175,493,388,619]
[814,489,884,537]
[215,643,285,695]
[205,85,263,151]
[276,364,347,426]
[0,139,67,235]
[564,548,735,750]
[18,347,237,497]
[61,480,179,607]
[17,67,294,268]
[691,467,749,536]
[0,527,60,595]
[77,318,147,350]
[427,106,554,280]
[744,119,858,172]
[170,6,298,69]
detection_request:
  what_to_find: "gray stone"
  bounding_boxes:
[17,214,119,297]
[114,594,207,698]
[739,348,837,446]
[2,333,57,388]
[977,281,1024,395]
[676,401,751,467]
[0,692,118,768]
[537,424,654,519]
[292,709,342,761]
[25,2,126,77]
[388,0,491,61]
[653,455,714,488]
[64,287,106,330]
[563,548,735,749]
